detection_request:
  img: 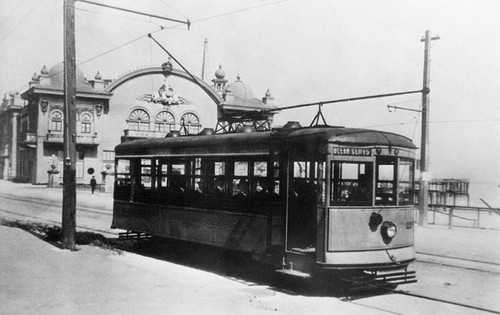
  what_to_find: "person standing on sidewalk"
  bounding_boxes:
[90,176,97,194]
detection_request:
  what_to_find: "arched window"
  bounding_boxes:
[80,112,92,134]
[50,111,63,132]
[127,108,150,131]
[155,111,176,133]
[181,112,201,134]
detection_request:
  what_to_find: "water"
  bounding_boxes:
[465,181,500,208]
[428,181,500,230]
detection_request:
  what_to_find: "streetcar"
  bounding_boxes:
[112,122,417,287]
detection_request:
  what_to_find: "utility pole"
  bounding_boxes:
[59,2,189,250]
[62,0,77,249]
[418,30,440,227]
[201,38,208,80]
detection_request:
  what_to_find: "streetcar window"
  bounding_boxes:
[294,161,309,178]
[254,161,267,177]
[141,159,152,189]
[376,157,396,205]
[171,162,186,193]
[398,159,414,205]
[253,161,268,193]
[158,162,168,188]
[207,160,226,194]
[273,161,280,196]
[189,158,203,193]
[233,161,249,197]
[114,159,131,201]
[234,161,248,176]
[331,162,373,206]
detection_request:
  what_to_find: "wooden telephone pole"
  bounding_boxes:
[60,1,190,250]
[62,0,77,250]
[418,30,440,227]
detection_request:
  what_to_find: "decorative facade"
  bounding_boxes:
[0,61,277,187]
[18,63,112,185]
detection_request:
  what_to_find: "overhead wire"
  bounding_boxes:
[4,0,292,93]
[0,0,25,29]
[160,0,189,20]
[191,0,291,24]
[364,118,500,129]
[0,0,44,44]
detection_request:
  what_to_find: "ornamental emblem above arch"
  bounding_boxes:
[105,66,223,106]
[137,81,192,106]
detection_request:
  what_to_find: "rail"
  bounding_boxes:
[424,204,500,229]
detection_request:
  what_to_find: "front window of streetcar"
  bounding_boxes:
[331,161,373,206]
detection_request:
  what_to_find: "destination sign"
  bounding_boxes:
[332,147,372,156]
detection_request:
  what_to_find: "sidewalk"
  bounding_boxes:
[1,225,386,315]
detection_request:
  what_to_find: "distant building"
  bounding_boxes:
[18,63,112,185]
[0,61,276,186]
[0,91,23,179]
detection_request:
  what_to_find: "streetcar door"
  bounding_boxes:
[286,159,324,250]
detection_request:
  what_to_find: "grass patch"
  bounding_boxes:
[1,218,113,248]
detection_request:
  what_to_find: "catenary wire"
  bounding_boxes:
[0,0,44,44]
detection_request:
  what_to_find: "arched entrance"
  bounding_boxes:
[105,67,223,105]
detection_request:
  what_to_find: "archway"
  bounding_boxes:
[105,67,223,105]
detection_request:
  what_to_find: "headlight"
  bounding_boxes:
[381,221,397,240]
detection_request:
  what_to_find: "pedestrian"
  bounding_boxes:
[90,176,97,194]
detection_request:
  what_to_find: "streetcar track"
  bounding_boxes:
[416,258,500,275]
[417,251,500,267]
[345,281,500,314]
[392,289,500,314]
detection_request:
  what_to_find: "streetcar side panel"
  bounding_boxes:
[113,201,270,254]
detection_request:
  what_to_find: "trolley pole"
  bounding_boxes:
[418,30,439,227]
[62,0,77,249]
[201,38,208,80]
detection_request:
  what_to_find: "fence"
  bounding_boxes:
[418,205,500,230]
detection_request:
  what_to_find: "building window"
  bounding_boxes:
[127,108,150,131]
[181,112,200,134]
[50,111,63,132]
[155,111,175,132]
[80,112,92,134]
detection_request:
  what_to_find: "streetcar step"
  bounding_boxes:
[275,269,312,279]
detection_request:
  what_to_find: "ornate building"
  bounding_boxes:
[19,63,112,184]
[0,61,277,186]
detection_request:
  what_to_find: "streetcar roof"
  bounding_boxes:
[115,126,416,156]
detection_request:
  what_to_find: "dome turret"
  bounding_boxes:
[225,75,254,100]
[215,64,225,79]
[40,65,49,75]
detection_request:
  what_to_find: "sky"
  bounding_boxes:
[1,0,499,183]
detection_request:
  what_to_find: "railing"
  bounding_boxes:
[45,132,100,144]
[424,204,500,230]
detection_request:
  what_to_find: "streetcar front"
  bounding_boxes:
[281,127,417,286]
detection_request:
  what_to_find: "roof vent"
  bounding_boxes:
[238,125,256,133]
[283,121,302,129]
[166,131,181,138]
[200,128,215,135]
